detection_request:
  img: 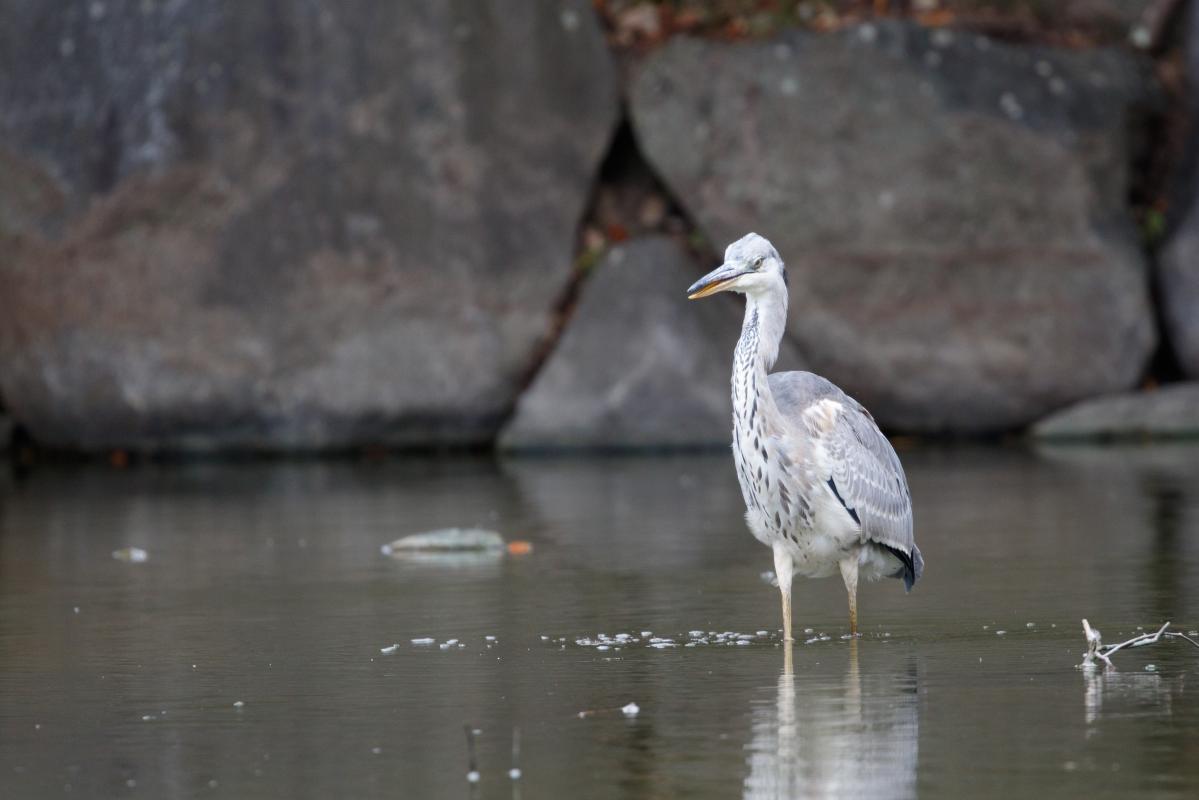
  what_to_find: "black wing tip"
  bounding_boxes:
[883,543,923,592]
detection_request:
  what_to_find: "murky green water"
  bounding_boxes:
[2,445,1199,798]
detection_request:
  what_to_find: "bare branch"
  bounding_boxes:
[1080,620,1199,669]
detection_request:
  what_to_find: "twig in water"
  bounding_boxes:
[1080,619,1199,668]
[576,701,641,719]
[464,724,481,789]
[509,726,522,780]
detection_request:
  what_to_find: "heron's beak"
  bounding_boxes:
[686,263,744,300]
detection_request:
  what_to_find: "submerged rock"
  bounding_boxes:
[382,528,506,554]
[1033,384,1199,440]
[630,21,1156,433]
[0,2,617,451]
[500,236,806,449]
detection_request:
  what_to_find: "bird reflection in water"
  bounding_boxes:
[744,642,919,799]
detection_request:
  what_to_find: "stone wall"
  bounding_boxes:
[0,4,1189,450]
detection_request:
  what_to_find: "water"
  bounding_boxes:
[2,445,1199,798]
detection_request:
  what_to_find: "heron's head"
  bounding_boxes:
[686,233,787,300]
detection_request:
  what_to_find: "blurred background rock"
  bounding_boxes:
[0,0,1195,453]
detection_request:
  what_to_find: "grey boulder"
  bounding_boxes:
[630,21,1156,433]
[1033,383,1199,440]
[500,236,806,449]
[0,1,617,451]
[1158,7,1199,377]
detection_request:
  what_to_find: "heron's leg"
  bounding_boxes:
[773,542,795,642]
[839,556,859,636]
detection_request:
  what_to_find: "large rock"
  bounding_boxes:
[500,236,805,449]
[1158,7,1199,378]
[0,2,617,451]
[630,22,1157,433]
[1033,383,1199,440]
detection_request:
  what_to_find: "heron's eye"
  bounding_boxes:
[753,256,765,269]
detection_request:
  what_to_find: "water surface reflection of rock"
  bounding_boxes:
[744,643,919,800]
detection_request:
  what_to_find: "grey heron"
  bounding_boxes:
[687,233,923,640]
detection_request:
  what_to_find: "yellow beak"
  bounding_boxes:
[686,264,744,300]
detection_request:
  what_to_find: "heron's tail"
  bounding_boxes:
[881,543,922,592]
[907,544,924,592]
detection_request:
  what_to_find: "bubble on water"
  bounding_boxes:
[996,630,1007,636]
[622,702,640,717]
[112,547,149,563]
[803,628,814,635]
[380,644,399,654]
[411,638,434,645]
[1145,664,1157,672]
[233,701,245,708]
[466,770,480,784]
[596,645,610,651]
[371,747,382,755]
[509,768,522,780]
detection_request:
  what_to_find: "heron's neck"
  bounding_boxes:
[732,290,787,437]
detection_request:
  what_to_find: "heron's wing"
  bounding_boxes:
[769,372,919,584]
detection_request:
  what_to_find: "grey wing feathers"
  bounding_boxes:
[769,372,922,588]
